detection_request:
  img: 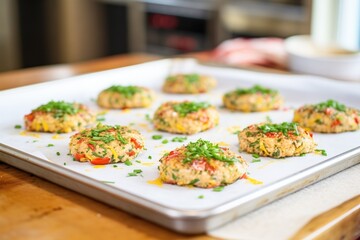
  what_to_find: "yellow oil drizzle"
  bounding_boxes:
[257,160,279,170]
[52,134,63,140]
[93,165,106,169]
[147,177,163,187]
[20,131,41,138]
[155,144,164,148]
[226,126,242,134]
[217,141,230,147]
[97,110,108,115]
[141,162,155,166]
[121,109,131,114]
[245,175,263,185]
[137,123,153,132]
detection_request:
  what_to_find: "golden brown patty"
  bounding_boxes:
[24,100,95,133]
[153,101,219,135]
[223,85,283,112]
[69,123,144,165]
[97,85,154,109]
[162,74,216,94]
[159,139,248,188]
[238,122,316,158]
[293,99,360,133]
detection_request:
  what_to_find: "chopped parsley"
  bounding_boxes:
[314,99,346,112]
[104,85,140,98]
[127,169,143,177]
[232,85,277,96]
[14,124,22,129]
[315,149,327,156]
[148,155,152,159]
[183,139,239,164]
[189,178,200,185]
[251,153,261,163]
[213,186,225,192]
[198,195,204,199]
[265,115,273,123]
[35,100,79,118]
[258,122,299,136]
[184,74,200,83]
[171,136,187,143]
[56,152,61,156]
[47,144,54,147]
[96,116,106,122]
[152,135,163,140]
[162,139,169,144]
[173,101,211,117]
[145,114,152,123]
[81,123,128,145]
[124,160,132,166]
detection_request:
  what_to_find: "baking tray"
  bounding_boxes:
[1,59,359,234]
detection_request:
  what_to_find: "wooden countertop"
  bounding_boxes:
[0,53,359,240]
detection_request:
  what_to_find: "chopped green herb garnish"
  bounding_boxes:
[136,160,141,163]
[152,135,163,140]
[173,102,211,117]
[162,139,169,144]
[315,149,327,156]
[198,195,204,199]
[300,153,306,157]
[96,117,106,122]
[213,186,225,192]
[232,85,277,96]
[171,136,187,143]
[104,85,140,98]
[184,74,200,83]
[258,122,299,136]
[145,114,152,123]
[47,144,54,147]
[315,119,323,124]
[251,153,261,163]
[14,124,22,129]
[127,169,143,177]
[314,99,346,112]
[148,155,152,160]
[265,115,272,123]
[189,178,200,185]
[35,100,79,118]
[63,162,67,166]
[124,160,132,166]
[183,139,238,164]
[113,165,118,168]
[56,152,60,156]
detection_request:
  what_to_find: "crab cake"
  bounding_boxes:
[223,85,283,112]
[69,123,144,165]
[162,73,216,94]
[97,85,154,109]
[293,99,360,133]
[153,101,219,135]
[238,122,316,158]
[24,100,95,133]
[159,139,248,188]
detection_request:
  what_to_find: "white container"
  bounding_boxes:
[285,35,360,82]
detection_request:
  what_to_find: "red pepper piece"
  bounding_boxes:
[88,143,95,151]
[74,153,85,160]
[91,157,111,165]
[130,138,142,149]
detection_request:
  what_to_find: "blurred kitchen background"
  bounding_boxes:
[0,0,311,72]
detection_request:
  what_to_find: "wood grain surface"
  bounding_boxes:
[0,53,359,240]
